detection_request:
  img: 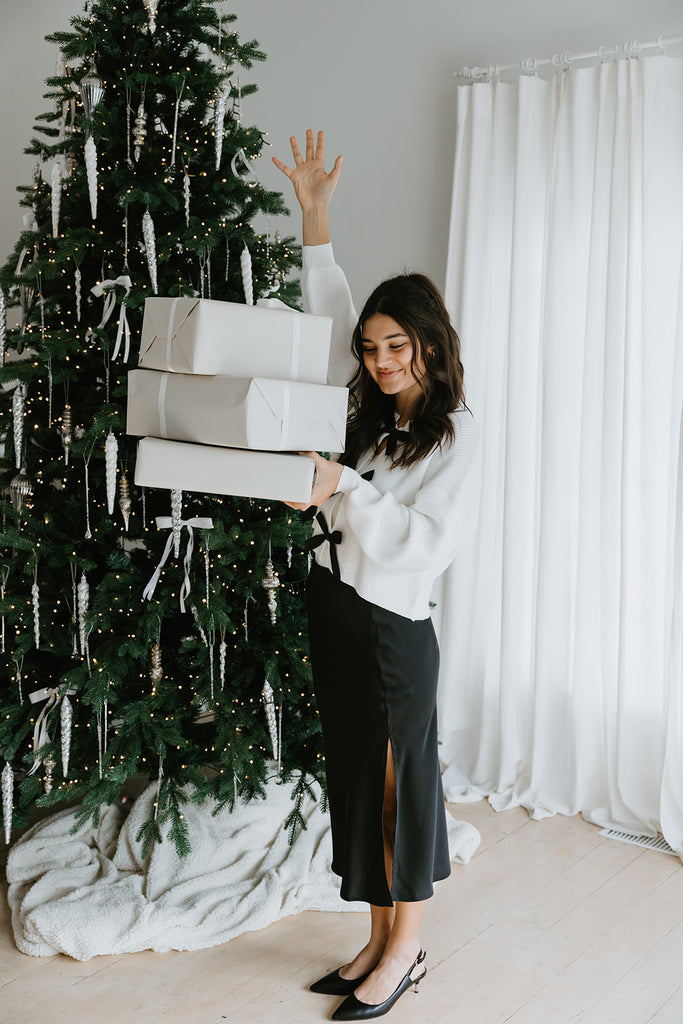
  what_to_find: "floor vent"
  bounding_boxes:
[599,828,678,857]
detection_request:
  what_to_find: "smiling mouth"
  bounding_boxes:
[378,370,400,377]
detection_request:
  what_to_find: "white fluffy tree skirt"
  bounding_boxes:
[6,778,480,961]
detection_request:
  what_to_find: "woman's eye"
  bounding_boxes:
[390,344,406,351]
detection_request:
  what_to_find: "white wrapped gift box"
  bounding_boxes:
[134,436,316,503]
[127,369,347,453]
[138,296,332,383]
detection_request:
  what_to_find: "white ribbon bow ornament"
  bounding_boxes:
[89,275,133,361]
[143,516,214,612]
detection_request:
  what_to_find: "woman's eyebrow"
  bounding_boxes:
[361,332,408,343]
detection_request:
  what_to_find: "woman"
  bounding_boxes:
[273,130,480,1022]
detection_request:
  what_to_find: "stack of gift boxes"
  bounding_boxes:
[127,295,348,502]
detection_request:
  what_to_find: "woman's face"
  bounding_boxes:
[361,314,427,408]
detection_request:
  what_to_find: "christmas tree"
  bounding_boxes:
[0,0,323,857]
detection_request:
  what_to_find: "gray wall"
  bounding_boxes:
[2,0,682,306]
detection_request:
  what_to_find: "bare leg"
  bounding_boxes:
[339,740,398,980]
[353,741,426,1004]
[338,904,394,980]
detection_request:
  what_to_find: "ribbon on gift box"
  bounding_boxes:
[256,297,303,380]
[165,296,182,371]
[143,515,214,611]
[90,275,133,361]
[27,686,76,775]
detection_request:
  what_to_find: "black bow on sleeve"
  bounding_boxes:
[305,511,342,580]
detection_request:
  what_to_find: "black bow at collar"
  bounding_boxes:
[381,415,411,457]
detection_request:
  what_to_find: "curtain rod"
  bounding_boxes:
[454,33,683,81]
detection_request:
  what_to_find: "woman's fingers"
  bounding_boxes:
[271,155,292,177]
[273,130,341,179]
[290,134,304,166]
[330,153,343,184]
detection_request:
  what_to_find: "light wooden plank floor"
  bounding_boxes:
[1,799,681,1024]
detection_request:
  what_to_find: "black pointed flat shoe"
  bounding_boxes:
[331,950,427,1020]
[309,967,372,995]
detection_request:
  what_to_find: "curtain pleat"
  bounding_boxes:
[436,55,683,849]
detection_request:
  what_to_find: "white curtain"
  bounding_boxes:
[434,54,683,848]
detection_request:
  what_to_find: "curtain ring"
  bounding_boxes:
[520,57,537,76]
[624,40,641,59]
[657,35,667,55]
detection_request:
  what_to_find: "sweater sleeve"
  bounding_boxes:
[335,413,482,573]
[302,243,359,388]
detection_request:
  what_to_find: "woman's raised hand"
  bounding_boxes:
[272,129,342,215]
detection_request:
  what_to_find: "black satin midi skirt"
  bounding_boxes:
[306,560,451,906]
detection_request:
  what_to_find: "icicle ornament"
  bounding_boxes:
[241,245,253,305]
[170,79,184,167]
[103,681,109,757]
[70,564,79,659]
[183,170,191,226]
[154,755,164,820]
[2,763,13,845]
[143,0,159,33]
[12,383,26,470]
[96,711,103,779]
[119,473,131,530]
[32,580,40,649]
[214,80,230,169]
[232,75,241,123]
[61,403,73,464]
[105,430,118,514]
[261,558,280,625]
[74,265,82,322]
[84,135,98,220]
[61,694,72,778]
[14,658,23,704]
[219,633,227,691]
[262,679,279,763]
[170,488,182,558]
[0,285,6,367]
[47,356,53,428]
[150,642,162,688]
[133,101,147,160]
[142,209,158,294]
[79,62,104,222]
[77,571,89,658]
[208,623,215,700]
[51,161,62,237]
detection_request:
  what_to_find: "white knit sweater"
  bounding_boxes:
[302,243,481,620]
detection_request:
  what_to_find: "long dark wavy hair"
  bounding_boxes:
[338,272,468,470]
